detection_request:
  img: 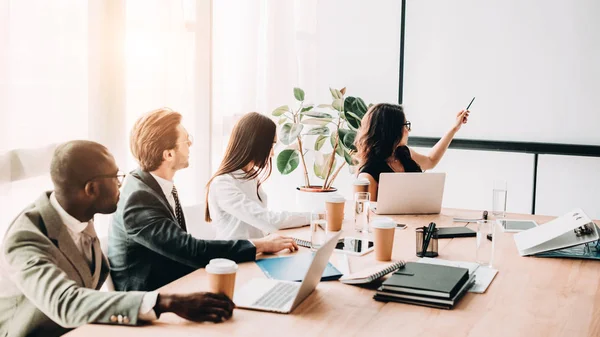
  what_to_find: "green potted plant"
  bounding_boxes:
[272,87,370,209]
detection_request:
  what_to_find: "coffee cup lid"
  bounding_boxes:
[206,258,238,274]
[371,217,396,229]
[353,178,369,186]
[327,194,346,203]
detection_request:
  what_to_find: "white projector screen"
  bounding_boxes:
[402,0,600,145]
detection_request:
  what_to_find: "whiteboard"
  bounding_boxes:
[403,0,600,145]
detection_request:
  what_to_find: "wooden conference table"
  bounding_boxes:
[67,208,600,337]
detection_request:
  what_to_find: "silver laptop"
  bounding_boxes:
[373,172,446,214]
[234,231,342,314]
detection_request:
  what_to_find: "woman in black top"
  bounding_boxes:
[354,103,469,201]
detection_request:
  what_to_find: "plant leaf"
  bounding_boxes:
[294,87,305,101]
[343,149,355,165]
[278,116,288,125]
[279,123,303,145]
[272,105,289,117]
[332,99,344,112]
[314,135,327,151]
[301,105,314,112]
[305,126,330,136]
[313,152,336,179]
[340,87,346,95]
[344,110,362,130]
[277,149,300,175]
[353,97,368,117]
[329,87,342,100]
[341,129,357,151]
[329,132,343,157]
[344,96,356,113]
[317,104,332,108]
[302,118,332,126]
[301,111,332,119]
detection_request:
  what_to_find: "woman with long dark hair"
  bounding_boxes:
[354,103,469,201]
[205,112,309,239]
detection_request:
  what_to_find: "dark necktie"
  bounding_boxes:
[171,186,187,232]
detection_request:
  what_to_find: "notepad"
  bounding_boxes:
[417,257,498,294]
[339,261,405,285]
[255,253,342,282]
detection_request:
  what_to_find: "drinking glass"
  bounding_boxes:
[310,210,327,251]
[476,220,496,267]
[492,180,507,218]
[354,192,370,233]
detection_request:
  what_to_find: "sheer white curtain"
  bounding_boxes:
[0,1,89,239]
[0,0,210,239]
[123,0,204,206]
[212,0,319,210]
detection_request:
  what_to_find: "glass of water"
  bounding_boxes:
[476,220,496,267]
[310,210,327,251]
[492,180,507,218]
[354,192,371,233]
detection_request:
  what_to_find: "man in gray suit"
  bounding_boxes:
[0,140,235,337]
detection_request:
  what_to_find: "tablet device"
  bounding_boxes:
[498,219,538,232]
[294,237,374,256]
[437,227,476,238]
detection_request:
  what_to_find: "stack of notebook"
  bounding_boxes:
[373,262,475,309]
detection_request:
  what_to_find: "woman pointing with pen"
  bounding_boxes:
[354,103,470,201]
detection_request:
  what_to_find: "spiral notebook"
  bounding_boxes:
[339,261,405,285]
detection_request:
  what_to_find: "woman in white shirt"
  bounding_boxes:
[205,112,309,240]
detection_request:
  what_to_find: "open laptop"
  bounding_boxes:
[373,172,446,215]
[234,231,342,314]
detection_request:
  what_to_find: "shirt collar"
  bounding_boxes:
[150,172,174,199]
[49,192,92,234]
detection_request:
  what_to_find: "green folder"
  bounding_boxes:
[534,242,600,260]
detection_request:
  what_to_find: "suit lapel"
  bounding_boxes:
[36,193,94,288]
[132,169,176,217]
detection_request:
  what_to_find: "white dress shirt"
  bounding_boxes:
[208,170,310,240]
[150,172,175,211]
[49,192,158,321]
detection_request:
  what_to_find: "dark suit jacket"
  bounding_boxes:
[108,169,256,291]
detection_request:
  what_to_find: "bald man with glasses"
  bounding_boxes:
[0,140,235,337]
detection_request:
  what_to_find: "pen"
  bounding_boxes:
[421,222,436,255]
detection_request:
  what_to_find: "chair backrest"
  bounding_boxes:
[183,204,216,239]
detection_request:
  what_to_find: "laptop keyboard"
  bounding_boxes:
[252,282,300,309]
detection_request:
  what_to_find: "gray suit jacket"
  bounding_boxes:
[0,192,146,337]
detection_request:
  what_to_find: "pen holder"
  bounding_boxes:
[416,227,439,257]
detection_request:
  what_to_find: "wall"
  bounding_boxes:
[263,0,600,219]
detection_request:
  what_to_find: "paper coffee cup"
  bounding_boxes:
[206,258,238,299]
[371,217,396,261]
[325,195,346,232]
[353,178,370,194]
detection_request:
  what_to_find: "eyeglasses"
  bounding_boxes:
[177,134,194,147]
[403,121,412,132]
[85,171,126,186]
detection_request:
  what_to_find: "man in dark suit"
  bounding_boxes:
[0,140,236,337]
[109,108,298,291]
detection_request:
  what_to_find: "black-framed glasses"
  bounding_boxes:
[403,121,412,132]
[85,171,126,186]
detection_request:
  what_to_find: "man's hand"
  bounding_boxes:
[251,234,299,254]
[155,292,235,323]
